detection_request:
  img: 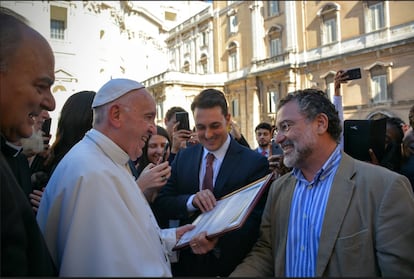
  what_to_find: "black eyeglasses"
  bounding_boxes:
[274,117,306,136]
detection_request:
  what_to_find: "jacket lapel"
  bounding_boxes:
[213,139,241,195]
[274,174,297,277]
[316,152,356,276]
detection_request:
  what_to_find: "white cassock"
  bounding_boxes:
[37,129,176,277]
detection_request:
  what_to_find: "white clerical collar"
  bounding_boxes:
[5,141,23,157]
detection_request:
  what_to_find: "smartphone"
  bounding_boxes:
[41,118,52,135]
[344,118,386,162]
[161,142,170,163]
[344,68,361,80]
[175,112,190,131]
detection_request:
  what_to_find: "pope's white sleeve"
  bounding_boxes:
[161,228,179,263]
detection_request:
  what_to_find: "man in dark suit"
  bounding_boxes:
[0,7,57,276]
[230,89,414,277]
[153,89,270,277]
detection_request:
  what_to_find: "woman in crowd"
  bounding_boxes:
[136,125,171,203]
[30,91,96,211]
[134,125,172,228]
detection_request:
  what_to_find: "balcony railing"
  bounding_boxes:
[251,52,292,74]
[143,71,227,88]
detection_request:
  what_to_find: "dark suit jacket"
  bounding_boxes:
[231,151,414,277]
[0,144,57,276]
[153,138,269,276]
[1,138,32,197]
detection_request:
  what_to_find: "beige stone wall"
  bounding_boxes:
[389,2,414,26]
[148,1,414,147]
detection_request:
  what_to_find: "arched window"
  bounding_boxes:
[227,9,238,37]
[321,71,336,101]
[369,64,388,103]
[268,25,282,57]
[267,1,280,17]
[365,1,385,32]
[317,3,340,45]
[199,54,208,74]
[228,42,238,72]
[200,30,208,47]
[183,61,190,73]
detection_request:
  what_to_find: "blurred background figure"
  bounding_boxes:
[400,104,414,191]
[136,125,172,205]
[254,121,287,178]
[164,106,196,162]
[254,122,282,157]
[268,128,292,178]
[21,110,51,162]
[228,119,250,148]
[44,91,96,174]
[29,90,96,212]
[400,127,414,191]
[164,106,187,141]
[381,117,405,172]
[335,69,407,173]
[137,125,171,175]
[135,125,172,227]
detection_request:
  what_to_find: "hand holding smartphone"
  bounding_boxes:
[41,118,52,135]
[160,142,170,163]
[344,68,361,81]
[175,112,190,131]
[41,118,52,144]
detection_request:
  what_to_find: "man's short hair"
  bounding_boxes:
[255,122,273,132]
[0,7,29,72]
[191,88,228,116]
[278,88,342,143]
[165,106,186,122]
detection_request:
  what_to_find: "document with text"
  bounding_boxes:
[174,172,275,250]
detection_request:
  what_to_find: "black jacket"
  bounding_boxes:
[1,135,57,276]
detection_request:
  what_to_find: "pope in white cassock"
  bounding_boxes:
[36,79,195,276]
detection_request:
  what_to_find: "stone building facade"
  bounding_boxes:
[1,0,209,138]
[144,1,414,147]
[3,1,414,147]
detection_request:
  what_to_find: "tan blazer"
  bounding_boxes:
[231,151,414,277]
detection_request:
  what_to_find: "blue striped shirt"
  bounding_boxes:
[285,145,342,277]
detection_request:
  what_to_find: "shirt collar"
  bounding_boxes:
[86,129,130,166]
[203,134,231,161]
[258,147,269,154]
[293,145,342,184]
[6,142,23,157]
[0,135,23,157]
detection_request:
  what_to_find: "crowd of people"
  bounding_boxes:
[1,7,414,277]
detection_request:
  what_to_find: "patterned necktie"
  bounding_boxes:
[202,153,215,191]
[261,150,267,157]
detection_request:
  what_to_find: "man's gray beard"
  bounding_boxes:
[20,129,44,153]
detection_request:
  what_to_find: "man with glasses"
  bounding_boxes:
[230,88,414,277]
